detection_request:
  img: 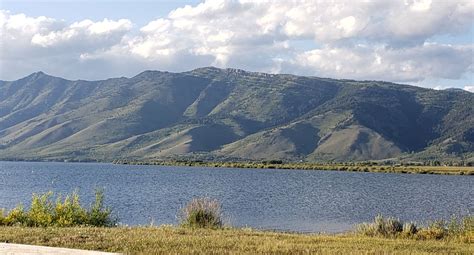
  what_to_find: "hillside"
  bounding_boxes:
[0,67,473,162]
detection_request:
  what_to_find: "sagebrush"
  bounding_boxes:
[356,215,473,241]
[179,197,223,228]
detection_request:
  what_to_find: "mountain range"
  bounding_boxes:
[0,67,473,162]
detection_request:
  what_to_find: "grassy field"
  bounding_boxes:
[116,160,474,175]
[0,226,473,254]
[1,192,472,254]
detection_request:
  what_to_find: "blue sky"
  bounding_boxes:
[1,0,198,27]
[1,0,473,91]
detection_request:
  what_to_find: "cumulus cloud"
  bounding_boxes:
[1,10,131,57]
[0,10,133,79]
[291,43,473,82]
[31,18,132,47]
[0,0,473,85]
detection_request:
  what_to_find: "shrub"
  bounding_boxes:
[86,189,116,227]
[355,223,375,236]
[417,216,473,240]
[54,191,87,227]
[461,215,473,232]
[0,189,116,227]
[2,205,28,226]
[357,214,472,240]
[28,192,55,227]
[0,209,5,225]
[402,222,418,236]
[417,220,447,240]
[356,215,403,237]
[179,197,223,229]
[267,160,283,164]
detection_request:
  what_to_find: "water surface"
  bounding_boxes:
[0,161,472,232]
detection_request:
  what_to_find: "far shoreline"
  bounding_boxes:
[1,159,473,175]
[114,160,474,175]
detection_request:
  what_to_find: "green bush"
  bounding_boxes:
[3,206,28,226]
[86,190,115,227]
[0,189,116,227]
[54,191,87,226]
[179,197,223,229]
[28,192,55,226]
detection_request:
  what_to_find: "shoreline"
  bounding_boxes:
[113,160,474,175]
[1,159,473,175]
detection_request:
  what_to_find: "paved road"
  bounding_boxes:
[0,243,120,255]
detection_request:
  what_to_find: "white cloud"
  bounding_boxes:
[409,0,433,12]
[0,0,473,85]
[0,10,133,79]
[27,18,130,49]
[464,86,474,93]
[30,18,131,48]
[291,43,473,82]
[0,11,59,35]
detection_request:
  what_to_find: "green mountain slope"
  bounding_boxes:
[0,67,472,162]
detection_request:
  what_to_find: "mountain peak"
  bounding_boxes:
[29,71,45,77]
[132,70,168,78]
[22,71,51,81]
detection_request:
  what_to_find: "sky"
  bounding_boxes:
[0,0,473,91]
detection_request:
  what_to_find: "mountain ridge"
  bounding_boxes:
[1,67,473,163]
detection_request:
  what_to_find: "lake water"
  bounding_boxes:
[0,161,472,233]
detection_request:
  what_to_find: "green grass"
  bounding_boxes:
[0,226,472,254]
[116,160,474,175]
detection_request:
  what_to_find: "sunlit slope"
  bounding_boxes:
[0,67,472,161]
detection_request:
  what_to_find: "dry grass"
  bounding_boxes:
[356,215,474,241]
[179,197,223,228]
[0,226,472,254]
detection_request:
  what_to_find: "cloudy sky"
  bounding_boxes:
[1,0,473,91]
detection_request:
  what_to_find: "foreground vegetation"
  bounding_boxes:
[0,226,473,254]
[179,197,223,229]
[115,160,474,175]
[356,215,473,242]
[1,191,472,253]
[0,190,115,227]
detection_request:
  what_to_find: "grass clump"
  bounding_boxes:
[357,215,473,241]
[417,216,473,241]
[179,197,223,229]
[356,215,403,237]
[0,190,116,227]
[402,222,418,236]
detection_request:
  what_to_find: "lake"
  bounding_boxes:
[0,161,472,233]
